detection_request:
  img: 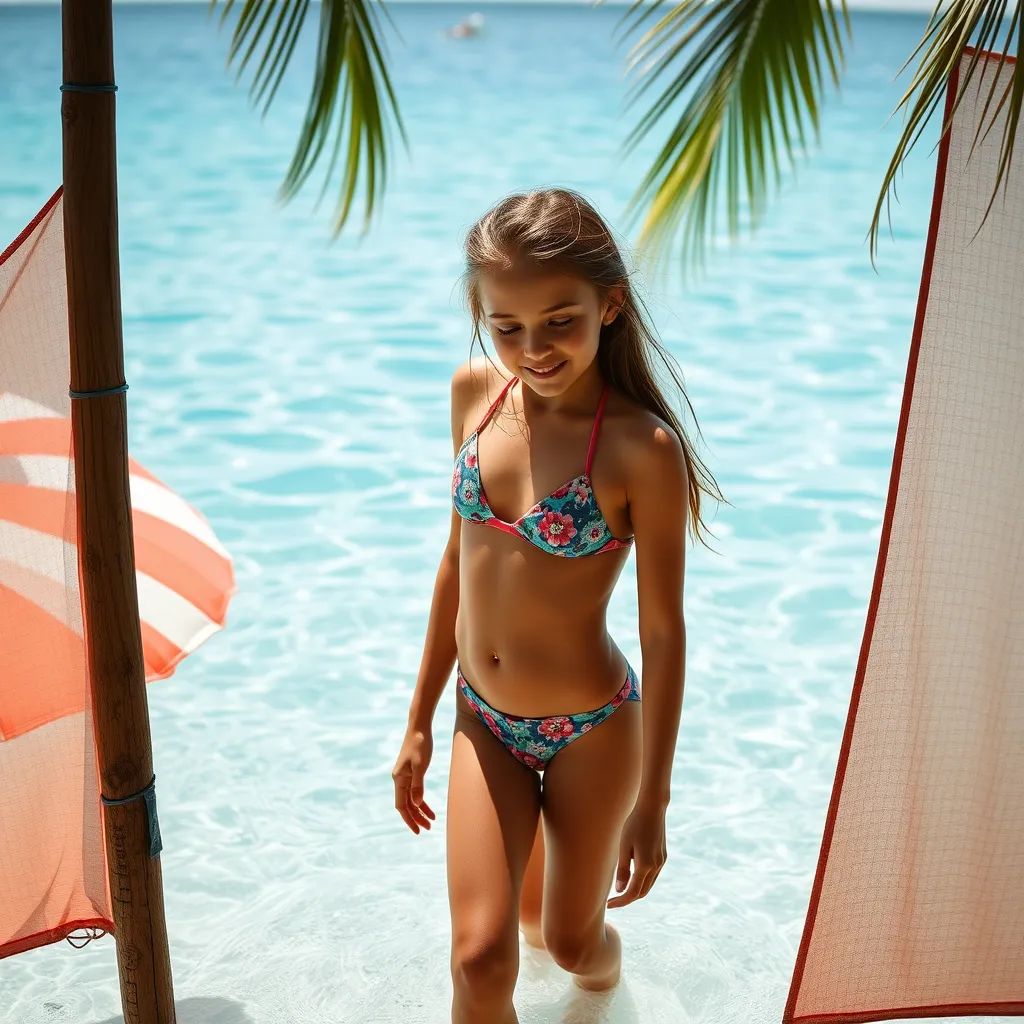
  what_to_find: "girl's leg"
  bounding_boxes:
[539,698,643,990]
[448,691,542,1024]
[518,818,545,949]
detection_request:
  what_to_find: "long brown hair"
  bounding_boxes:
[460,186,725,550]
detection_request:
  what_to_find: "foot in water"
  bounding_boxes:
[571,922,621,992]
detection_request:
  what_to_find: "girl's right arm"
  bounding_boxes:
[404,504,462,732]
[392,362,476,834]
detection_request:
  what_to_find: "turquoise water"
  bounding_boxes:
[1,5,1011,1023]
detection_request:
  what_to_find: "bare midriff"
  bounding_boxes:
[455,522,632,718]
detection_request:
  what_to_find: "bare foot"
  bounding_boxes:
[572,922,621,992]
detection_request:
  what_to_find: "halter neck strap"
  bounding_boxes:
[475,378,607,475]
[585,387,609,476]
[474,376,518,434]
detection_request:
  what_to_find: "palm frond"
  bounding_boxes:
[616,0,850,275]
[214,0,407,237]
[868,0,1021,265]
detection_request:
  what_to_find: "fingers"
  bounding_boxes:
[606,859,665,909]
[637,866,660,900]
[393,764,435,834]
[606,866,649,909]
[410,781,436,821]
[614,840,632,895]
[406,792,434,831]
[393,771,421,834]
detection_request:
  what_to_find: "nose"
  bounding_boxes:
[522,330,554,357]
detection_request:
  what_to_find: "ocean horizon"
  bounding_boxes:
[0,0,949,9]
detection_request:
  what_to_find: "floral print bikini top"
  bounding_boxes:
[452,377,634,557]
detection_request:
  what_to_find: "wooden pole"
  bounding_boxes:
[62,1,176,1021]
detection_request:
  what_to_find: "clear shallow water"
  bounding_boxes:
[1,5,1012,1023]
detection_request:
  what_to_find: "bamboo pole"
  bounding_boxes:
[62,0,176,1020]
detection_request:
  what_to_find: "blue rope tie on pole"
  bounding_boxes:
[60,83,118,93]
[101,774,163,859]
[69,383,128,399]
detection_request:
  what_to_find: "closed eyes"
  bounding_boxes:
[495,317,574,337]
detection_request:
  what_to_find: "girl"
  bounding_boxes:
[392,188,722,1023]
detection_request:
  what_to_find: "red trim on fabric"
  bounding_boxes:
[963,44,1017,65]
[782,50,969,1024]
[585,386,608,475]
[485,517,524,540]
[0,187,63,267]
[474,376,518,434]
[458,663,635,722]
[484,509,631,552]
[784,1002,1024,1024]
[0,917,113,961]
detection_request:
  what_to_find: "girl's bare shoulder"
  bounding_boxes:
[450,356,512,437]
[451,355,506,403]
[603,388,687,482]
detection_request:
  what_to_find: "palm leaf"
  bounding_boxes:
[213,0,407,236]
[612,0,850,275]
[868,0,1021,264]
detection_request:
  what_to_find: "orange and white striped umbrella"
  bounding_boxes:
[0,189,235,743]
[0,406,235,742]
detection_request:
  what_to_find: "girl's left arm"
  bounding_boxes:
[631,421,688,809]
[608,420,688,909]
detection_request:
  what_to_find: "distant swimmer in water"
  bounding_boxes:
[449,12,484,38]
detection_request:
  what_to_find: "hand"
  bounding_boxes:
[392,726,436,834]
[607,800,667,909]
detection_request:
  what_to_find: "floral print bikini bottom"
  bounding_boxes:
[457,662,640,771]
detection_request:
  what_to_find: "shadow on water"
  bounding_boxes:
[92,996,255,1024]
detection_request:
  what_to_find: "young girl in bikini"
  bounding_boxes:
[392,187,722,1023]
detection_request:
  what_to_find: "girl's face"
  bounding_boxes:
[477,267,622,395]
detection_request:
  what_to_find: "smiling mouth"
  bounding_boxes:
[522,361,567,379]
